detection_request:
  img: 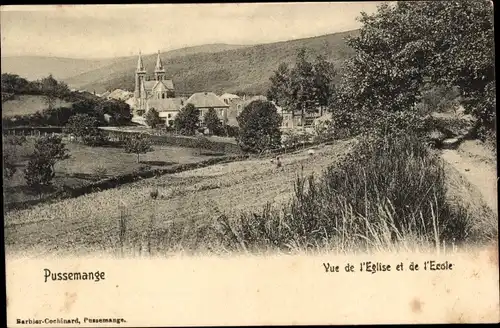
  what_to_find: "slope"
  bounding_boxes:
[66,30,358,95]
[0,56,122,81]
[65,43,252,92]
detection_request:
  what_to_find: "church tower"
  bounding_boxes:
[134,51,147,100]
[154,50,166,81]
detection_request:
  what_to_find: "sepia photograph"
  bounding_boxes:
[2,1,498,326]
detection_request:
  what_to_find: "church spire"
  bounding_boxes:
[154,50,166,81]
[155,50,165,73]
[136,51,145,72]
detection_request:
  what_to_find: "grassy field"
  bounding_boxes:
[1,94,73,117]
[3,137,223,204]
[4,136,496,258]
[4,140,355,257]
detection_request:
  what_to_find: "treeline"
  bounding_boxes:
[1,73,70,99]
[2,98,132,128]
[2,73,132,128]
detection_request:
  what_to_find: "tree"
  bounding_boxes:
[94,99,132,125]
[24,156,55,199]
[32,135,70,172]
[1,73,29,94]
[173,103,200,136]
[236,100,282,153]
[336,1,495,139]
[204,108,223,136]
[2,135,27,180]
[267,63,293,109]
[64,114,103,145]
[313,55,336,114]
[268,48,336,128]
[145,108,162,128]
[124,135,153,163]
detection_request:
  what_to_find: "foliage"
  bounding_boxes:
[236,100,282,153]
[94,99,132,125]
[24,156,55,198]
[223,124,239,138]
[145,108,162,129]
[2,74,131,128]
[209,134,470,253]
[204,108,224,136]
[64,114,104,145]
[123,135,154,163]
[32,135,70,170]
[173,104,200,136]
[335,1,495,139]
[268,48,336,124]
[3,135,27,180]
[1,73,69,98]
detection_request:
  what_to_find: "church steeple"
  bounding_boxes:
[136,51,146,72]
[154,50,166,81]
[134,51,147,101]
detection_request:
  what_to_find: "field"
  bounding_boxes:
[3,138,224,204]
[1,94,73,117]
[4,140,355,257]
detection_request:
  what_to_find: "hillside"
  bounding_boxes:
[1,44,249,84]
[64,43,252,92]
[0,56,122,81]
[66,30,358,95]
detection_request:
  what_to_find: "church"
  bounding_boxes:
[131,51,184,126]
[130,51,230,127]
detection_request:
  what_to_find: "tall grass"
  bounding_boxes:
[128,134,476,255]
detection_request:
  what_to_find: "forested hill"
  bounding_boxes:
[65,30,358,95]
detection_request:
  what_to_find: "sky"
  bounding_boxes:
[1,2,383,59]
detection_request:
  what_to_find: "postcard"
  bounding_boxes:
[2,2,498,326]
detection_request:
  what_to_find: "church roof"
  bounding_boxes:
[146,97,185,112]
[142,80,174,92]
[186,92,229,108]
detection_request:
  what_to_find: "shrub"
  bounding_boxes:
[24,156,55,199]
[164,134,472,253]
[145,108,162,128]
[236,100,282,153]
[124,135,154,163]
[173,104,200,136]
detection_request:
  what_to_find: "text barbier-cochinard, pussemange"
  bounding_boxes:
[17,317,126,325]
[44,269,105,282]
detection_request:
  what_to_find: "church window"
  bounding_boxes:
[162,93,165,99]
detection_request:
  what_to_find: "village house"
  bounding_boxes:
[225,95,267,126]
[185,92,229,125]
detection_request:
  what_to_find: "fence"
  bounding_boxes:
[3,126,64,136]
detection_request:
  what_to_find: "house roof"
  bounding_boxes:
[146,97,184,112]
[107,89,133,101]
[220,93,240,100]
[186,92,229,108]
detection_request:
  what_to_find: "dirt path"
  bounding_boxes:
[440,144,497,214]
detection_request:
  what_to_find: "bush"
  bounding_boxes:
[217,135,469,253]
[152,134,472,254]
[236,100,282,153]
